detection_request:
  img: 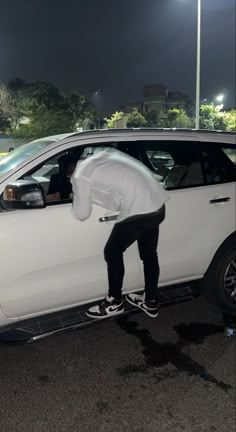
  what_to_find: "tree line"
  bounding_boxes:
[0,78,96,138]
[105,106,236,131]
[0,78,235,139]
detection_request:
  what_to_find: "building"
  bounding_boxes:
[120,101,143,114]
[143,84,168,117]
[143,84,192,119]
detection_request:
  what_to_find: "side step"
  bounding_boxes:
[0,286,193,343]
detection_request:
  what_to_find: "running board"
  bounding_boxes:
[0,286,193,343]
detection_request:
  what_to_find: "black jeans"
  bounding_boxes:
[104,205,165,302]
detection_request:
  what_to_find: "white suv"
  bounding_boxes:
[0,129,235,342]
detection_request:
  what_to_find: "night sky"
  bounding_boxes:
[0,0,235,112]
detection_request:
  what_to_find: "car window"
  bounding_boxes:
[19,142,119,204]
[21,152,72,197]
[0,139,55,176]
[27,158,60,185]
[136,141,204,190]
[146,150,174,170]
[201,143,236,185]
[222,147,236,165]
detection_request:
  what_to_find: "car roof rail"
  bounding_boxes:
[66,127,236,140]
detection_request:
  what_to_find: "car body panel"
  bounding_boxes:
[0,129,235,326]
[0,204,140,318]
[154,182,235,285]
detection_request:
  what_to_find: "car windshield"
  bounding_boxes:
[0,139,54,176]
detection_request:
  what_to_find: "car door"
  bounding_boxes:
[0,142,140,319]
[134,139,236,287]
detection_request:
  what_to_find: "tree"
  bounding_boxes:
[4,79,97,137]
[64,92,96,128]
[1,79,33,130]
[199,104,227,130]
[0,81,12,112]
[16,109,75,139]
[0,82,17,132]
[200,104,216,129]
[126,109,147,128]
[166,108,193,128]
[8,77,26,92]
[224,110,236,132]
[213,112,227,131]
[144,110,158,127]
[104,111,126,128]
[16,81,64,115]
[0,109,11,134]
[105,109,148,129]
[199,104,236,131]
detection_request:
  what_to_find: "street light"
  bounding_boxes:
[216,94,224,103]
[215,94,224,112]
[195,0,201,129]
[94,89,101,129]
[180,0,201,129]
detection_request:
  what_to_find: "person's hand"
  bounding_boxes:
[69,192,73,200]
[47,192,61,202]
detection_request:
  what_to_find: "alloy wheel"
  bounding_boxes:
[224,255,236,303]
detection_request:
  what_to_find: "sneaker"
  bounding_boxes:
[86,295,124,320]
[126,293,159,318]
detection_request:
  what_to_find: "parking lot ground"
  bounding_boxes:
[0,297,235,432]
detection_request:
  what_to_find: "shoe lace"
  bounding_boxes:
[100,296,113,308]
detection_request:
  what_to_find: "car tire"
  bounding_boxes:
[202,246,236,312]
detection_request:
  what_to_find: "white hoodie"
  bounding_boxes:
[71,148,170,223]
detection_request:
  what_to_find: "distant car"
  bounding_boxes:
[0,129,235,342]
[0,147,14,159]
[0,152,8,159]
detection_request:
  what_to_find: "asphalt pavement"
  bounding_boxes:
[0,297,235,432]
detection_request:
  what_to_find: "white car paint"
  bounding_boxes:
[0,130,235,329]
[0,204,140,320]
[156,182,235,284]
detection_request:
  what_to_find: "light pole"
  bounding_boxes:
[195,0,201,129]
[95,89,101,129]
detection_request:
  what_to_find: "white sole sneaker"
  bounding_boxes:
[85,309,124,319]
[126,294,159,318]
[86,304,124,320]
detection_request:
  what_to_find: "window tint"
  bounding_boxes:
[0,139,55,176]
[222,147,236,165]
[146,150,174,170]
[29,158,60,184]
[21,152,75,200]
[136,141,204,190]
[19,142,119,205]
[201,143,236,184]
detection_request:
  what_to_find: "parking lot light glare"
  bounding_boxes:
[216,95,224,103]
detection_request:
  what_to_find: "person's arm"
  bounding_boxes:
[71,176,92,221]
[47,175,61,201]
[48,174,59,194]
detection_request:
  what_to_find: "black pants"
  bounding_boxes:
[104,205,165,302]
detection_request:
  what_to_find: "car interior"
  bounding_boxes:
[19,140,236,204]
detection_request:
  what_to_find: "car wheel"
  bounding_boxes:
[202,247,236,312]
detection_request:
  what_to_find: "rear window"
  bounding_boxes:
[222,147,236,165]
[201,143,236,184]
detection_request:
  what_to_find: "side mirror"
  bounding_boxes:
[1,180,46,210]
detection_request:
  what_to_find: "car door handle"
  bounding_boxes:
[209,197,231,204]
[99,215,118,222]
